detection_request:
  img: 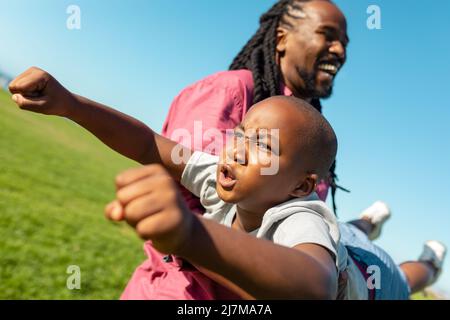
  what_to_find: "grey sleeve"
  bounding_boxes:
[272,212,338,260]
[180,151,224,212]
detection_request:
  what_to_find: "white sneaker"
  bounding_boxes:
[359,201,391,240]
[419,240,447,286]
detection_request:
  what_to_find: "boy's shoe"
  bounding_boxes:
[359,201,391,240]
[419,240,447,286]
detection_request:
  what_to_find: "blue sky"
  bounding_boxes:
[1,0,449,294]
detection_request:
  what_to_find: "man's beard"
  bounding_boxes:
[298,68,333,99]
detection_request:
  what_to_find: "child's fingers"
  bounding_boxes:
[115,176,156,206]
[104,200,125,221]
[8,76,28,94]
[116,170,173,206]
[8,67,48,95]
[11,94,47,112]
[115,164,168,189]
[121,193,162,227]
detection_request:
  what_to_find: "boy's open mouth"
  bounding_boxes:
[218,164,237,188]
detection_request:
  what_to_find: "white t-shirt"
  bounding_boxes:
[180,151,367,299]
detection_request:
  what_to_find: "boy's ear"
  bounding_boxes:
[276,27,289,54]
[289,174,318,198]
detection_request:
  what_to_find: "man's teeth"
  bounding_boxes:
[318,63,338,74]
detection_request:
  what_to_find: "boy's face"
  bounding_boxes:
[217,98,316,214]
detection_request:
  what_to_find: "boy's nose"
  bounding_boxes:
[228,136,248,165]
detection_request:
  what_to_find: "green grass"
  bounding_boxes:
[411,290,443,300]
[0,89,145,299]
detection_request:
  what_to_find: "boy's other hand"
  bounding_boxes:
[9,67,75,117]
[105,164,194,254]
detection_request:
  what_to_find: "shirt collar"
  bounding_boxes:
[281,82,293,96]
[280,82,313,104]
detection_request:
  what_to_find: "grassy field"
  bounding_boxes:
[0,89,145,299]
[411,291,439,300]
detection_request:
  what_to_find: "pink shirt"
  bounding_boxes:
[121,241,240,300]
[121,70,330,300]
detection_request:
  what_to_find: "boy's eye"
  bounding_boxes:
[231,130,246,141]
[256,140,271,151]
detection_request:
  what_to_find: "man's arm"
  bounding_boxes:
[9,67,188,180]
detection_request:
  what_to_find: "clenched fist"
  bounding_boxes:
[105,164,194,254]
[9,66,76,116]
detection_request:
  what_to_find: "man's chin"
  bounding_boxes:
[297,70,333,100]
[314,85,333,99]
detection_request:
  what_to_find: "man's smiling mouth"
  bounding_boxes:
[317,63,338,75]
[317,59,341,77]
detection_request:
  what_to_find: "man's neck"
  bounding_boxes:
[280,78,313,104]
[292,89,313,103]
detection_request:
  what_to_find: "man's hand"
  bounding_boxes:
[105,164,194,254]
[9,66,75,116]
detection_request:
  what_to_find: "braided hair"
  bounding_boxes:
[229,0,348,214]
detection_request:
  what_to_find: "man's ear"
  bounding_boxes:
[276,27,288,54]
[289,174,318,198]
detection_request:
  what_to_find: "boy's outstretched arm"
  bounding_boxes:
[9,67,187,179]
[107,164,338,300]
[187,220,338,300]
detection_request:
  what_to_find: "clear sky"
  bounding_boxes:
[1,0,449,294]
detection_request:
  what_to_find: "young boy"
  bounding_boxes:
[9,67,446,299]
[107,95,344,299]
